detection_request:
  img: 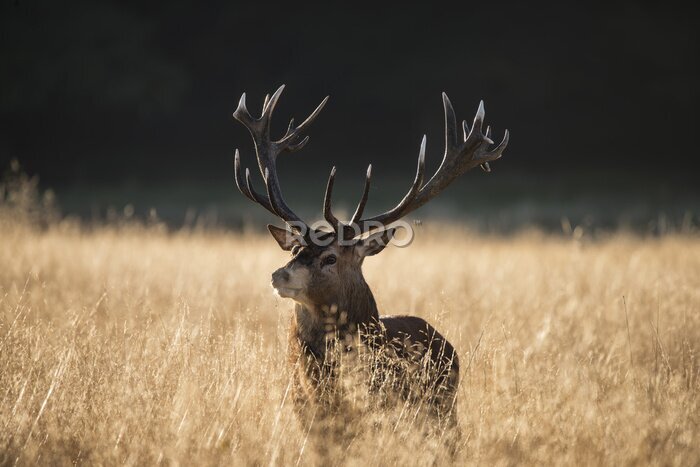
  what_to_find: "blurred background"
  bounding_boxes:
[1,1,698,233]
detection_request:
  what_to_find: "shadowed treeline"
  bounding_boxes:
[2,161,698,235]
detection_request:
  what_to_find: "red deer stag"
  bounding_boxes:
[231,85,508,429]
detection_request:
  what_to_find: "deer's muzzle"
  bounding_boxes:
[271,267,302,299]
[271,267,289,285]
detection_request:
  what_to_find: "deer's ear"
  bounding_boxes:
[267,225,301,251]
[356,228,396,258]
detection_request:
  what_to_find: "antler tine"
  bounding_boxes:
[483,129,509,161]
[287,135,310,153]
[323,166,340,231]
[234,149,281,214]
[350,164,372,225]
[355,135,427,232]
[462,120,469,137]
[285,118,295,137]
[442,93,460,151]
[408,135,427,199]
[263,85,285,122]
[296,96,329,133]
[233,150,254,201]
[469,100,485,139]
[351,93,508,236]
[279,96,329,150]
[233,93,256,129]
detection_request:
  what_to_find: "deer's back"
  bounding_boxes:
[379,315,459,376]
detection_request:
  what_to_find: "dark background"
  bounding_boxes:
[1,1,698,231]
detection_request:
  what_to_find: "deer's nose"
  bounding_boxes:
[271,268,290,285]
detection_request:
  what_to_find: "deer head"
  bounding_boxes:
[232,85,508,318]
[266,224,395,311]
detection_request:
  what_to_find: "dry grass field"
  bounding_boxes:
[1,182,699,465]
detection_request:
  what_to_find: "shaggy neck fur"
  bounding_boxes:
[292,272,379,358]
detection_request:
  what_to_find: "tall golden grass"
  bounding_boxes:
[1,180,699,465]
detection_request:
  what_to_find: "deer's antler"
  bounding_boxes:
[233,85,328,232]
[233,88,509,241]
[325,93,509,239]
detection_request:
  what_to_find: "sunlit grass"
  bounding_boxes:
[1,197,699,465]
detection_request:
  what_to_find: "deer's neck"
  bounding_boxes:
[292,277,379,355]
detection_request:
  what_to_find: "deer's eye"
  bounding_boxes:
[323,255,337,266]
[291,245,301,256]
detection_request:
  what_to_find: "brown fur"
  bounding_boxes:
[272,239,460,428]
